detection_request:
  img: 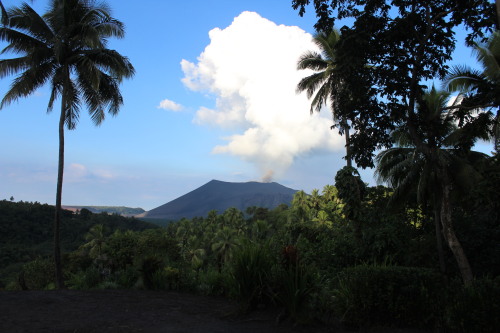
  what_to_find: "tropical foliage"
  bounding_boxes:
[444,30,500,153]
[296,29,353,166]
[2,168,499,330]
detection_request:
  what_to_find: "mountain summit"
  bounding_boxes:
[138,179,298,220]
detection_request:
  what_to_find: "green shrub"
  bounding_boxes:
[67,266,102,289]
[229,242,275,311]
[197,268,227,296]
[112,266,138,288]
[164,266,181,290]
[139,256,163,290]
[276,264,313,322]
[19,258,55,290]
[333,264,444,329]
[444,277,500,333]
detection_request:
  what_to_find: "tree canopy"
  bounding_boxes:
[292,0,497,167]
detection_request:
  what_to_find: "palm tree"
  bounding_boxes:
[444,31,500,153]
[83,224,106,259]
[291,190,310,222]
[320,184,343,214]
[376,87,488,284]
[211,226,239,271]
[312,210,332,227]
[297,29,352,167]
[0,0,134,288]
[223,207,245,233]
[308,188,321,212]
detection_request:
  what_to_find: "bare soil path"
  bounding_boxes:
[0,290,327,333]
[0,290,433,333]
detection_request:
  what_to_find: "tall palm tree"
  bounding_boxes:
[0,0,134,288]
[291,190,310,222]
[376,87,488,283]
[211,226,239,271]
[444,31,500,153]
[297,29,352,167]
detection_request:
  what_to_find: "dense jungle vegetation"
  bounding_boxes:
[1,163,499,331]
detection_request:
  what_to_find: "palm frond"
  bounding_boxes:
[0,62,54,109]
[47,81,62,113]
[391,129,414,147]
[0,27,50,55]
[80,49,135,79]
[297,51,327,71]
[296,72,327,98]
[473,31,500,81]
[8,3,54,43]
[0,56,29,78]
[1,1,8,26]
[96,72,122,116]
[443,64,483,92]
[375,147,418,186]
[63,78,81,130]
[309,83,330,113]
[81,2,125,39]
[313,30,338,61]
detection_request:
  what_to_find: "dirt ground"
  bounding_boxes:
[0,290,330,333]
[0,290,432,333]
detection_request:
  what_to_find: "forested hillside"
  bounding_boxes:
[0,200,157,287]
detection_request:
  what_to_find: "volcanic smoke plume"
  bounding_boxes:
[261,170,274,183]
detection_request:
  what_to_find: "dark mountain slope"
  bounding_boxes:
[139,180,298,220]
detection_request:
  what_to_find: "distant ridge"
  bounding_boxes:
[62,206,145,217]
[138,179,298,220]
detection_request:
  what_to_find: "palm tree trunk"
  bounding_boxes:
[496,0,500,27]
[54,93,66,289]
[341,118,352,168]
[439,169,473,285]
[433,204,446,274]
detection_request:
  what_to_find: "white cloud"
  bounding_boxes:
[157,98,183,111]
[65,163,115,183]
[67,163,88,182]
[181,11,345,179]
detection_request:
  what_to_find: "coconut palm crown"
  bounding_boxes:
[0,0,135,126]
[444,30,500,153]
[296,29,353,167]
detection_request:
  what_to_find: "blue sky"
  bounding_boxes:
[0,0,491,210]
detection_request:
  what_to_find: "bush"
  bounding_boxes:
[443,277,500,333]
[197,268,227,296]
[332,264,444,329]
[139,256,163,290]
[19,258,55,290]
[276,264,313,322]
[112,266,138,288]
[163,266,181,290]
[67,266,101,289]
[229,242,275,311]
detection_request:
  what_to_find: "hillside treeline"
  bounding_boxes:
[2,165,499,331]
[0,200,157,286]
